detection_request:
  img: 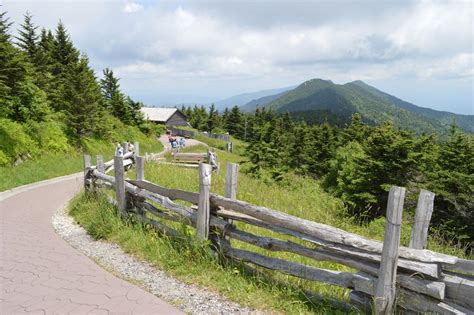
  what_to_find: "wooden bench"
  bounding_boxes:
[172,152,209,164]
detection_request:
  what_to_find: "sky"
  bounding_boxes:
[2,0,473,114]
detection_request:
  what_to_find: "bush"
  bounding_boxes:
[0,150,9,167]
[0,118,39,164]
[27,120,71,153]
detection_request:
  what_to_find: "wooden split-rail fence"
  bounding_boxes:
[83,143,474,314]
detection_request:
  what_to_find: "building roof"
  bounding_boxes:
[141,107,179,122]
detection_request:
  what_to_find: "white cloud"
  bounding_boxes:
[2,0,472,111]
[123,2,143,13]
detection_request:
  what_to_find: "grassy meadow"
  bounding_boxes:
[69,136,469,314]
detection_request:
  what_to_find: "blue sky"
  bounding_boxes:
[2,0,473,114]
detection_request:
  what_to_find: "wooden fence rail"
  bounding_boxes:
[83,148,474,314]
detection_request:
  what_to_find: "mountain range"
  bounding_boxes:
[214,86,295,110]
[237,79,473,136]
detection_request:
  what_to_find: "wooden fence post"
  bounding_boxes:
[134,141,140,156]
[409,189,435,249]
[114,154,126,217]
[123,141,129,153]
[225,163,238,199]
[375,186,405,314]
[83,154,91,191]
[136,156,145,181]
[96,155,104,173]
[197,163,212,240]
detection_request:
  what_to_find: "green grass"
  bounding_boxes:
[0,136,163,192]
[69,138,470,314]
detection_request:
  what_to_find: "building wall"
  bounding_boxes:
[165,112,188,128]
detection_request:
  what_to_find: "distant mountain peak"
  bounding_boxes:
[249,77,474,136]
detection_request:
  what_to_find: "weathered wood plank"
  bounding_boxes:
[136,156,145,181]
[225,163,238,200]
[133,212,180,237]
[197,163,212,240]
[375,186,405,314]
[210,194,457,265]
[409,189,435,249]
[224,247,361,288]
[349,291,372,314]
[443,259,474,275]
[443,273,474,309]
[174,153,208,158]
[402,289,469,315]
[123,141,129,153]
[128,180,199,204]
[216,209,440,279]
[134,141,139,156]
[135,201,193,226]
[83,154,91,190]
[133,189,229,232]
[114,155,126,216]
[96,155,105,173]
[218,224,444,300]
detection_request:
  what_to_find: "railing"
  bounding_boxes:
[83,149,474,314]
[169,126,230,141]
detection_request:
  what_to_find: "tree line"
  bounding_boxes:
[182,104,474,248]
[1,9,156,165]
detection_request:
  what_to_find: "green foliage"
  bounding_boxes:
[325,141,376,216]
[0,118,39,163]
[26,119,71,153]
[15,12,38,59]
[0,150,9,167]
[424,126,474,242]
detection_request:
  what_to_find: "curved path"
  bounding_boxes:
[0,174,183,314]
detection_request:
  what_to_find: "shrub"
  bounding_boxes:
[0,118,39,164]
[27,120,71,153]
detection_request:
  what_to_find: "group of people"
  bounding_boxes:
[168,135,186,150]
[115,141,135,157]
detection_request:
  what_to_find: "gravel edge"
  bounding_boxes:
[52,203,254,314]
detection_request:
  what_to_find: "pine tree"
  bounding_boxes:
[126,96,144,125]
[427,125,474,242]
[16,12,38,60]
[100,68,133,123]
[0,9,49,122]
[226,106,244,138]
[49,21,79,111]
[63,56,103,139]
[343,113,370,143]
[207,104,220,132]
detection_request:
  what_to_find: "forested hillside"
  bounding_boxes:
[181,105,474,250]
[243,78,473,137]
[0,10,160,167]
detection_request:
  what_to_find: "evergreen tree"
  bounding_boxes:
[226,106,244,138]
[0,9,49,122]
[307,123,339,176]
[207,104,220,132]
[427,126,474,242]
[126,96,144,126]
[49,21,79,111]
[100,68,132,124]
[63,56,103,139]
[288,122,311,174]
[343,113,370,143]
[16,12,38,59]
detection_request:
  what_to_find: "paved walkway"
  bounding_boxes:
[158,134,206,152]
[0,174,183,314]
